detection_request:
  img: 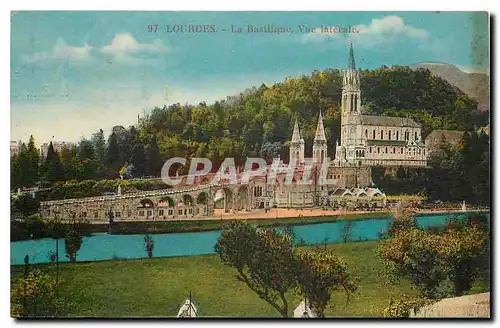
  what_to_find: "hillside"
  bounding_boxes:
[411,62,489,111]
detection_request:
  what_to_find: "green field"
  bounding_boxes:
[12,240,473,318]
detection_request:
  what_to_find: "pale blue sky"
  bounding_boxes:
[10,11,489,145]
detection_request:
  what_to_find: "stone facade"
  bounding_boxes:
[333,43,427,168]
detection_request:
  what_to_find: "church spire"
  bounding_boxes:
[291,118,301,142]
[314,111,327,142]
[348,41,356,71]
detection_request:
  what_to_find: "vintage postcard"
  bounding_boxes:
[10,11,490,319]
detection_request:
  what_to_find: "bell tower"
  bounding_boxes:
[341,42,364,164]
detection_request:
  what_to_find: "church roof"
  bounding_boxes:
[314,111,327,142]
[360,115,420,128]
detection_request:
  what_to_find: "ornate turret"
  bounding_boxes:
[313,111,328,164]
[289,118,305,165]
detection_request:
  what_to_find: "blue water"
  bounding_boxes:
[10,211,487,265]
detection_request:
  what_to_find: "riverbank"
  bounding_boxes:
[92,210,392,235]
[10,240,489,318]
[90,207,488,235]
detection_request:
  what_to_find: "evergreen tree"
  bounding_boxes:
[26,135,39,186]
[40,142,65,183]
[146,135,162,176]
[91,129,106,174]
[130,143,147,177]
[106,132,122,175]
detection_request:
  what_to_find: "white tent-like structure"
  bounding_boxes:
[176,298,198,318]
[293,300,317,318]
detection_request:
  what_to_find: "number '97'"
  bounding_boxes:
[147,24,158,32]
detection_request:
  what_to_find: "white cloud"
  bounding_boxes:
[355,16,429,40]
[100,33,168,55]
[24,39,93,63]
[301,16,430,47]
[23,33,169,66]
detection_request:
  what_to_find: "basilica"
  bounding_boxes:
[289,43,428,169]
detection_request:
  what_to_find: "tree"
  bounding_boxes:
[91,129,106,175]
[434,223,488,296]
[26,135,40,185]
[294,247,357,317]
[147,135,162,176]
[106,132,122,174]
[379,228,445,299]
[40,142,65,184]
[130,143,147,177]
[12,195,40,218]
[259,142,282,164]
[380,214,489,299]
[11,269,66,318]
[214,221,296,317]
[386,200,417,237]
[65,230,83,263]
[144,234,155,258]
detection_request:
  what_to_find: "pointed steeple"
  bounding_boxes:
[348,41,356,71]
[291,118,301,142]
[314,111,327,142]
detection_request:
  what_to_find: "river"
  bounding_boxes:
[10,211,487,265]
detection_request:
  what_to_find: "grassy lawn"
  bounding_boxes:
[12,240,425,318]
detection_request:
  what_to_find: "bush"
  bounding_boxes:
[383,296,434,318]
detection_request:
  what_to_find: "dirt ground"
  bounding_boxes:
[411,292,490,318]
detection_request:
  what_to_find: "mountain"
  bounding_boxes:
[410,62,489,111]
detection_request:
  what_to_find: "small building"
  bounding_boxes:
[425,130,466,154]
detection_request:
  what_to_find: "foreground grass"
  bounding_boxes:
[10,241,412,318]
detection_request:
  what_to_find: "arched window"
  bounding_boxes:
[354,95,358,111]
[385,147,388,153]
[415,131,418,141]
[381,130,384,140]
[393,147,396,153]
[396,131,399,140]
[405,131,409,141]
[365,129,368,138]
[369,147,372,153]
[377,147,380,153]
[350,95,354,112]
[424,149,426,156]
[372,130,375,139]
[401,148,403,154]
[388,131,392,140]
